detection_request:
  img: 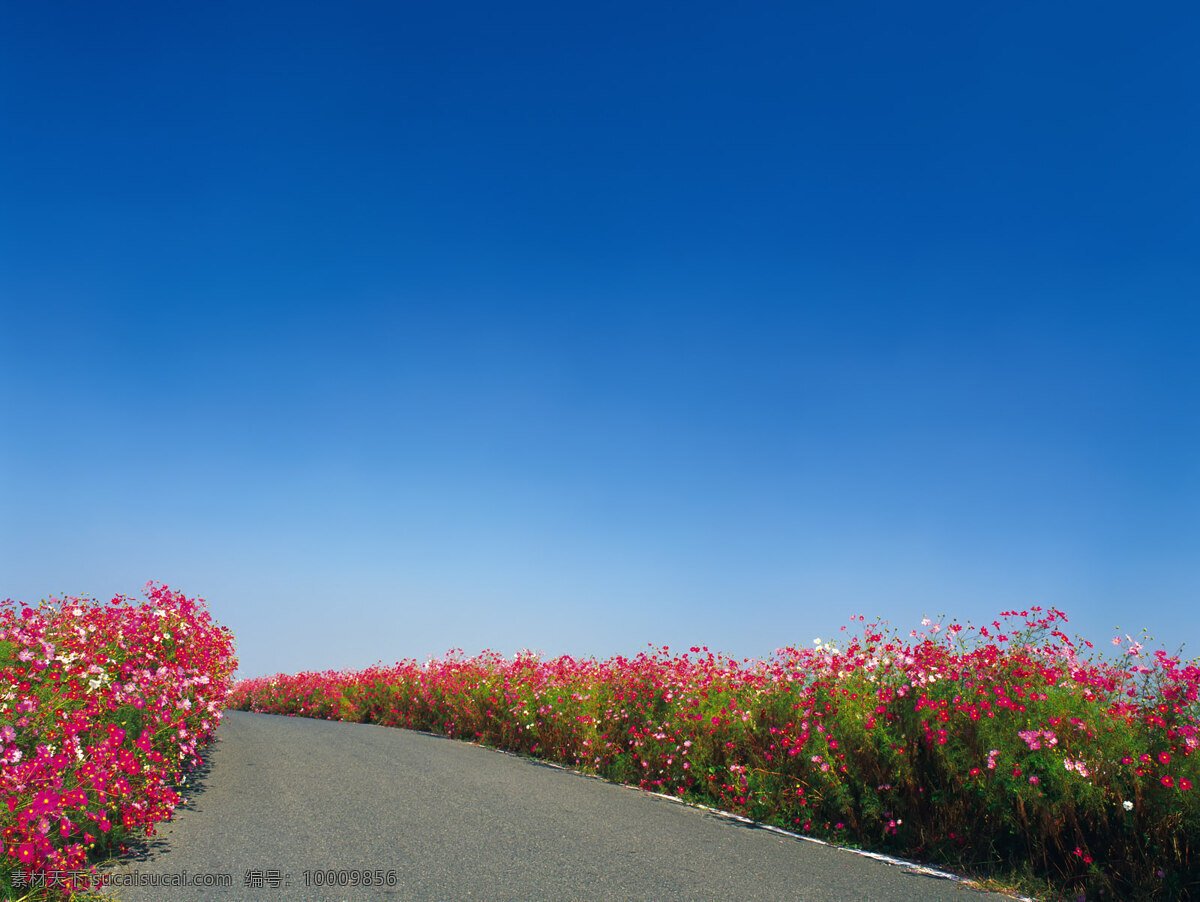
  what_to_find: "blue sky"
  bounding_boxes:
[2,2,1197,679]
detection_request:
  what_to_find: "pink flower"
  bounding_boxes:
[1063,759,1091,778]
[30,791,60,815]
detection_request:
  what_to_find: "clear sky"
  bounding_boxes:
[2,2,1197,680]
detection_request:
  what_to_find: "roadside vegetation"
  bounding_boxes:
[0,585,236,901]
[231,608,1198,901]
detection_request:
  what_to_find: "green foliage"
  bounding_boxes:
[109,704,147,739]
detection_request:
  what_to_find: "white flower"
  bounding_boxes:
[1123,800,1134,811]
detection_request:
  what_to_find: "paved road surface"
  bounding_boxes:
[98,711,1023,902]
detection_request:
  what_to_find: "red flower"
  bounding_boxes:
[1161,775,1175,788]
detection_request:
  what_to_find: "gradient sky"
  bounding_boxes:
[2,2,1197,679]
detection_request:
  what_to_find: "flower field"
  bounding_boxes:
[1,584,236,900]
[230,608,1199,901]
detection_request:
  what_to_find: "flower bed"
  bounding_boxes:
[1,584,236,899]
[230,608,1199,900]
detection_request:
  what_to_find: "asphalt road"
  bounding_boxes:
[97,711,1024,902]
